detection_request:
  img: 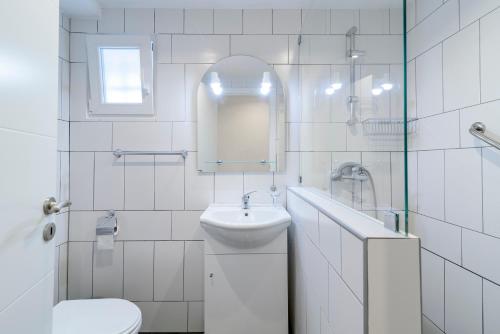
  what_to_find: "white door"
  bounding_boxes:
[0,0,59,332]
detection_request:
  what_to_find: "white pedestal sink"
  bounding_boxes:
[201,205,291,334]
[200,205,291,248]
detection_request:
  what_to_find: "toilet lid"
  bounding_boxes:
[53,299,142,334]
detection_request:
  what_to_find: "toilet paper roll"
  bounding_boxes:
[97,234,114,250]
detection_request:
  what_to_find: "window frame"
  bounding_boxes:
[86,35,154,116]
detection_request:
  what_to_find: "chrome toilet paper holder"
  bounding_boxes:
[96,210,118,237]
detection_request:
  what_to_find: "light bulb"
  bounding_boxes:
[325,87,335,95]
[260,83,271,95]
[371,87,383,96]
[210,72,223,96]
[260,72,272,95]
[211,82,223,96]
[332,82,343,90]
[381,82,393,91]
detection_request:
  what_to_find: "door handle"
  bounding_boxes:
[43,197,71,215]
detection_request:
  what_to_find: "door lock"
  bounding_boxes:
[43,223,56,242]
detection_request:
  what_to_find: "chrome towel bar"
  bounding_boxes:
[113,149,188,159]
[469,122,500,150]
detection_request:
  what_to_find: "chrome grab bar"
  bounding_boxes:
[113,149,188,159]
[469,122,500,150]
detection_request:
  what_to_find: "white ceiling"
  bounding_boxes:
[98,0,403,9]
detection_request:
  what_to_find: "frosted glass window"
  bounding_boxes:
[100,48,142,104]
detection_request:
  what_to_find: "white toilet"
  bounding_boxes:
[53,299,142,334]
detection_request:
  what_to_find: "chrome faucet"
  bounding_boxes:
[241,191,257,209]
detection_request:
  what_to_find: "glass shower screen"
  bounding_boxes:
[296,3,409,234]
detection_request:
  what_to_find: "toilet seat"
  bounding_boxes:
[53,299,142,334]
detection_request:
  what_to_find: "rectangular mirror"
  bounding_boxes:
[197,56,286,173]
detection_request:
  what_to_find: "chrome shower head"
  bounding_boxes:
[346,26,358,37]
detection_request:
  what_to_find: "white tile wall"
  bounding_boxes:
[156,34,172,63]
[172,122,196,151]
[188,301,204,332]
[330,267,364,334]
[442,22,480,111]
[214,173,243,203]
[69,152,94,210]
[69,63,88,121]
[214,9,242,34]
[154,241,184,301]
[124,242,154,301]
[412,213,462,264]
[154,156,185,210]
[231,35,289,64]
[410,2,500,333]
[243,173,274,204]
[70,122,112,151]
[421,249,445,330]
[318,212,341,272]
[156,64,185,121]
[69,32,87,62]
[94,153,124,210]
[444,149,483,231]
[112,122,172,150]
[341,229,364,302]
[484,280,500,334]
[359,9,390,34]
[243,9,272,34]
[462,229,500,284]
[124,155,154,210]
[302,10,330,34]
[98,8,124,33]
[298,35,346,65]
[183,241,204,301]
[124,8,154,33]
[416,44,443,118]
[423,316,445,334]
[444,262,483,334]
[71,18,97,33]
[330,9,359,34]
[390,8,403,34]
[116,211,172,241]
[479,7,500,103]
[460,0,500,28]
[407,0,459,60]
[93,242,124,298]
[273,10,301,34]
[68,242,93,299]
[185,9,213,34]
[417,150,445,220]
[136,302,188,332]
[483,147,500,238]
[185,153,214,210]
[172,211,204,240]
[172,35,229,63]
[416,0,443,24]
[155,9,183,33]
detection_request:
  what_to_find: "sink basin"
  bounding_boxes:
[200,205,291,248]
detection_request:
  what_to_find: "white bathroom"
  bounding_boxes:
[2,0,500,333]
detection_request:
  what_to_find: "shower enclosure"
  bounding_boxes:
[295,4,409,234]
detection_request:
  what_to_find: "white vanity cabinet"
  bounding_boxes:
[201,205,290,334]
